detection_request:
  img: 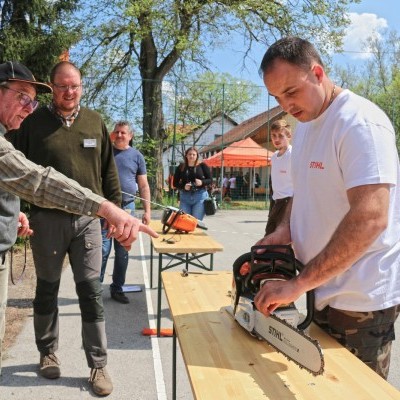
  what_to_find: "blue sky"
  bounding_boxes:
[207,0,399,86]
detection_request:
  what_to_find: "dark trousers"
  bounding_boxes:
[265,197,291,236]
[29,209,106,369]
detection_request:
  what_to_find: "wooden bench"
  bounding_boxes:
[162,271,400,400]
[149,220,223,336]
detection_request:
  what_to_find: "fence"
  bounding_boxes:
[82,77,284,204]
[82,74,400,207]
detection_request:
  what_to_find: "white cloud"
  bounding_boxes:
[343,13,388,59]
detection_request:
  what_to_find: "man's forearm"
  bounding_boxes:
[139,185,151,214]
[97,201,113,219]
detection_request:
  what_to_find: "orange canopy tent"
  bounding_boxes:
[203,137,273,168]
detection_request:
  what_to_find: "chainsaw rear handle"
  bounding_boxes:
[299,284,314,331]
[232,245,314,331]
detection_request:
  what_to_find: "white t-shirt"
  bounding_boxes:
[291,89,400,312]
[271,145,293,200]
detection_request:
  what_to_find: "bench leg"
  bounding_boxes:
[150,241,154,288]
[173,324,177,400]
[157,253,162,337]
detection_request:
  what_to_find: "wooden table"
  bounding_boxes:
[162,270,400,400]
[149,221,223,336]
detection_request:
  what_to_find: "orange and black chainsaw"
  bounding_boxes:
[225,245,324,376]
[121,191,207,234]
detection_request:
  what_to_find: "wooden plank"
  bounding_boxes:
[162,271,400,400]
[150,220,224,254]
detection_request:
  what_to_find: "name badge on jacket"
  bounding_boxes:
[83,139,97,148]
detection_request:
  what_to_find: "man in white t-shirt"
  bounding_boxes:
[254,37,400,379]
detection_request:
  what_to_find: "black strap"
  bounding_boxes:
[10,240,28,285]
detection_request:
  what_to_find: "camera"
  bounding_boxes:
[189,182,197,192]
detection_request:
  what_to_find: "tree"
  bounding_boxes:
[162,71,261,159]
[373,72,400,149]
[174,71,260,126]
[78,0,359,200]
[0,0,80,80]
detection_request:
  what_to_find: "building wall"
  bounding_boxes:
[162,116,236,184]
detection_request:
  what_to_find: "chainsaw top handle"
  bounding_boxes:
[232,244,314,331]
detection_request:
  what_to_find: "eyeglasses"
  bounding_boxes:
[52,83,82,92]
[2,86,38,110]
[113,130,130,135]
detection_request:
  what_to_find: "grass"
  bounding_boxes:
[219,200,269,210]
[134,196,270,211]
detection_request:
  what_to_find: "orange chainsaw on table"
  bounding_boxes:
[121,191,207,234]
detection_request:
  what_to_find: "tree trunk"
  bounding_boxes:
[137,8,190,202]
[142,78,166,202]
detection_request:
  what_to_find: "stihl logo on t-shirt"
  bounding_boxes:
[309,161,324,169]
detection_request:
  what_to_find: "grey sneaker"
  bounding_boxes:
[39,353,61,379]
[89,367,113,396]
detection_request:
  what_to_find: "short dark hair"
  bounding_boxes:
[259,37,324,77]
[49,61,81,83]
[114,120,133,134]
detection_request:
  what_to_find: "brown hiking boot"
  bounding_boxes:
[89,367,113,396]
[39,353,61,379]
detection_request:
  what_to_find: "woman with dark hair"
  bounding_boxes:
[173,147,212,220]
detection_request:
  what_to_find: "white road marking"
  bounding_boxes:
[139,233,167,400]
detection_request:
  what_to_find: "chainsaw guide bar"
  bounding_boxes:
[224,305,324,376]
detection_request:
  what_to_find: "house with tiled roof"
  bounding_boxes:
[198,105,297,196]
[162,112,238,182]
[200,105,297,158]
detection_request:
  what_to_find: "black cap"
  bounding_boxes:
[0,61,52,93]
